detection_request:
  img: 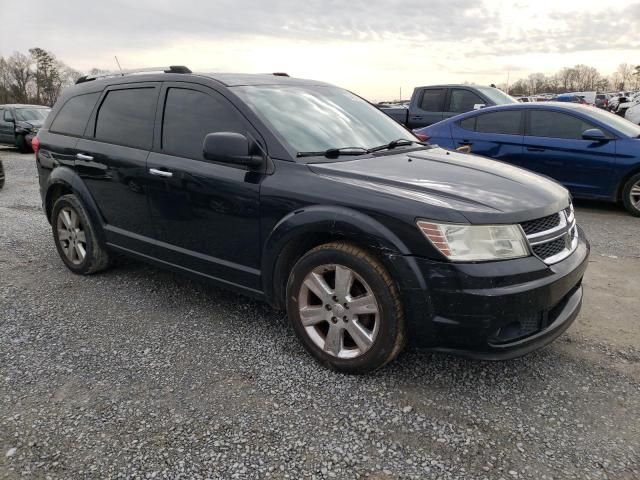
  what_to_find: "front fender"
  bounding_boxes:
[262,205,435,342]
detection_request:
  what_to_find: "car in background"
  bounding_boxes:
[379,84,516,128]
[595,93,609,109]
[626,102,640,125]
[554,94,588,104]
[415,103,640,216]
[0,104,51,153]
[616,92,640,117]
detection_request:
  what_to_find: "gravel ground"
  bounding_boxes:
[1,147,639,479]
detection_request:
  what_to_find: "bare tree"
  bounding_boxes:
[5,52,33,103]
[614,63,635,90]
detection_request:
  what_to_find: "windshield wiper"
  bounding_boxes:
[296,139,428,159]
[297,147,369,159]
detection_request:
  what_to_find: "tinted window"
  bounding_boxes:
[95,88,157,149]
[3,109,14,122]
[459,117,476,131]
[50,93,99,136]
[419,89,446,112]
[162,88,246,160]
[475,110,522,135]
[527,110,601,140]
[449,89,484,113]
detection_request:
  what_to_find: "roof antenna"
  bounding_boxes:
[114,56,124,76]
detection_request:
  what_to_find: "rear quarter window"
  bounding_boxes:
[50,93,100,136]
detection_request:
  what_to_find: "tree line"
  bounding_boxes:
[505,63,640,96]
[0,48,86,106]
[1,48,639,106]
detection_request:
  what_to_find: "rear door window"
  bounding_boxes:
[475,110,522,135]
[448,89,485,113]
[95,87,158,149]
[419,89,446,112]
[50,93,100,136]
[161,87,246,160]
[526,110,609,140]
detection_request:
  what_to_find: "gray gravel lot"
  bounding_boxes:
[1,147,639,479]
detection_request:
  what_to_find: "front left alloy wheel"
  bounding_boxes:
[286,242,405,373]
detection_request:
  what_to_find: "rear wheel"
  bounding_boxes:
[51,194,112,274]
[286,242,405,373]
[622,173,640,217]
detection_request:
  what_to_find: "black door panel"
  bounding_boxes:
[146,83,264,290]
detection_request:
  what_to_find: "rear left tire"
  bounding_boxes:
[51,194,112,274]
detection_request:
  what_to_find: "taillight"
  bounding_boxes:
[31,136,40,154]
[415,133,430,142]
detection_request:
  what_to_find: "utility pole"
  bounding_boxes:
[399,87,402,101]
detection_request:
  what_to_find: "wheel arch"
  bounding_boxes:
[616,165,640,201]
[262,206,431,326]
[44,167,106,242]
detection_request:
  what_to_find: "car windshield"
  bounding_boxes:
[476,87,517,105]
[15,108,50,121]
[584,107,640,138]
[233,85,416,156]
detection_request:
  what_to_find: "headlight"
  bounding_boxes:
[417,220,529,262]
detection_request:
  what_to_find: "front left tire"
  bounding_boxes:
[51,194,112,274]
[286,242,406,374]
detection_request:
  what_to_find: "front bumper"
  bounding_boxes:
[407,229,589,359]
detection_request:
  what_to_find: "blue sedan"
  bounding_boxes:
[415,103,640,216]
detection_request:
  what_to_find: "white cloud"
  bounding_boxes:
[0,0,637,100]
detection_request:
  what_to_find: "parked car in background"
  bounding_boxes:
[616,92,640,117]
[0,104,51,152]
[379,84,516,128]
[569,91,596,105]
[415,103,640,216]
[626,102,640,125]
[35,67,589,372]
[595,93,609,109]
[554,94,588,104]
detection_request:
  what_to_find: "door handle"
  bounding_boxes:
[149,168,173,178]
[459,140,473,146]
[526,147,545,152]
[76,153,94,161]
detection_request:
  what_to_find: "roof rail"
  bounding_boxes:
[272,72,290,77]
[76,65,192,84]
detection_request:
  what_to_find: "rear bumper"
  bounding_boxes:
[404,229,589,359]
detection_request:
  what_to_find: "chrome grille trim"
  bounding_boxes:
[521,204,578,265]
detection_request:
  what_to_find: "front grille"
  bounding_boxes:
[520,213,560,235]
[520,207,578,265]
[532,237,566,259]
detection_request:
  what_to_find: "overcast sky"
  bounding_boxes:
[1,0,638,100]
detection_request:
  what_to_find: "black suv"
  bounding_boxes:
[0,104,51,152]
[36,67,589,373]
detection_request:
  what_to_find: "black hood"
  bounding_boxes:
[309,147,570,224]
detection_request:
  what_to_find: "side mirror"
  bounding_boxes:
[473,104,486,110]
[203,132,264,169]
[582,128,608,142]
